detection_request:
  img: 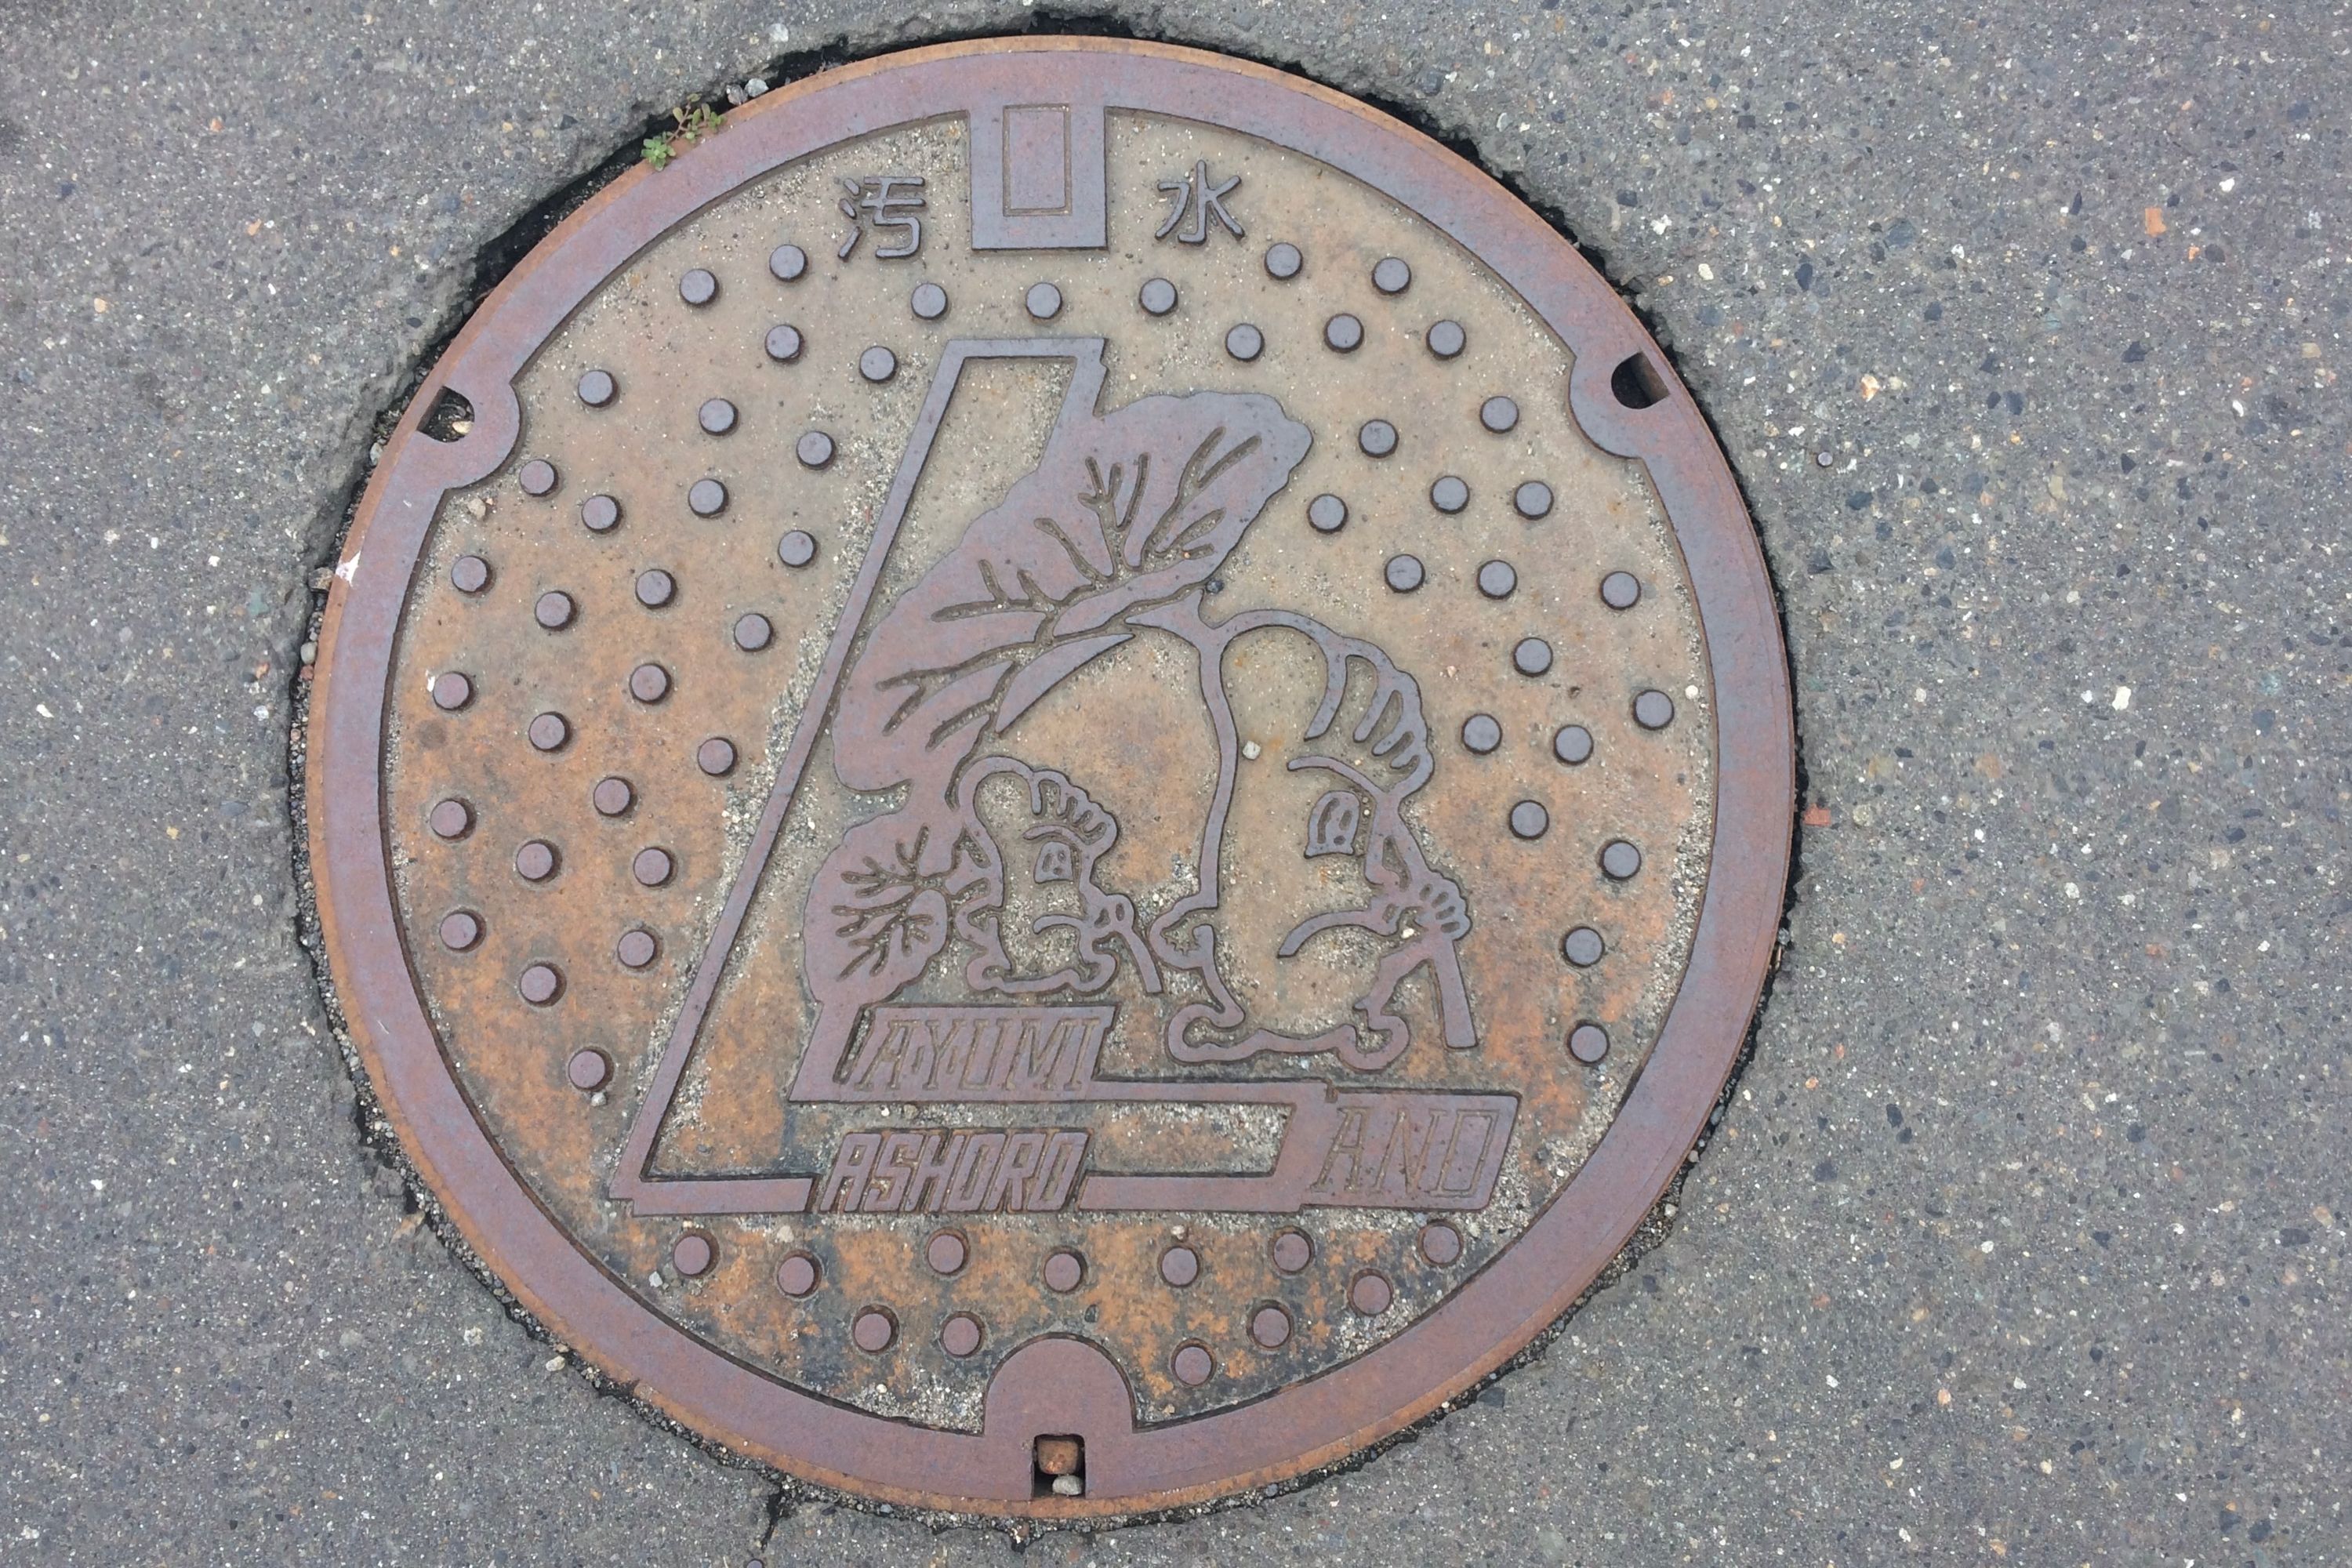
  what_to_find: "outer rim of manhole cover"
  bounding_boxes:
[306,36,1792,1519]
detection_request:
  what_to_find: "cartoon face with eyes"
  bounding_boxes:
[952,756,1161,999]
[1130,603,1476,1073]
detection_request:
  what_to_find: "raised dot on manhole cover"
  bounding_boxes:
[1250,1304,1292,1348]
[940,1313,983,1358]
[1043,1250,1085,1294]
[1171,1343,1215,1386]
[673,1232,716,1278]
[852,1308,897,1353]
[925,1230,968,1275]
[775,1252,819,1298]
[517,963,563,1005]
[514,839,558,882]
[306,39,1788,1520]
[1600,840,1643,880]
[628,662,671,704]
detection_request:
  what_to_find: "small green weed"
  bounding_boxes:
[643,101,724,169]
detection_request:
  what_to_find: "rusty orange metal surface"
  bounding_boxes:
[304,37,1791,1518]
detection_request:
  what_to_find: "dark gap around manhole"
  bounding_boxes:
[418,387,475,442]
[1611,351,1669,410]
[1032,1435,1083,1497]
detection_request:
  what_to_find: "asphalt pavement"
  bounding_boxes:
[1,2,2344,1563]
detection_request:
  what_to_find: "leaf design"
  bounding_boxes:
[831,390,1312,796]
[803,814,989,1012]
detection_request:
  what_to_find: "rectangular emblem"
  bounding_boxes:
[971,97,1106,248]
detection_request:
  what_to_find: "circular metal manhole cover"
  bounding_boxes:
[306,38,1791,1518]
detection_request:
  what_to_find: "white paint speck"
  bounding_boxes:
[2111,684,2132,710]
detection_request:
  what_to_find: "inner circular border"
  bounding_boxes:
[305,37,1792,1518]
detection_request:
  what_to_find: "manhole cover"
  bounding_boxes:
[306,38,1791,1517]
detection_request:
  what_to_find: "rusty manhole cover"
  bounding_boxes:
[306,38,1791,1517]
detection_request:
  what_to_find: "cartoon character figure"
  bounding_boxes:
[793,375,1472,1086]
[953,757,1160,997]
[1129,603,1475,1073]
